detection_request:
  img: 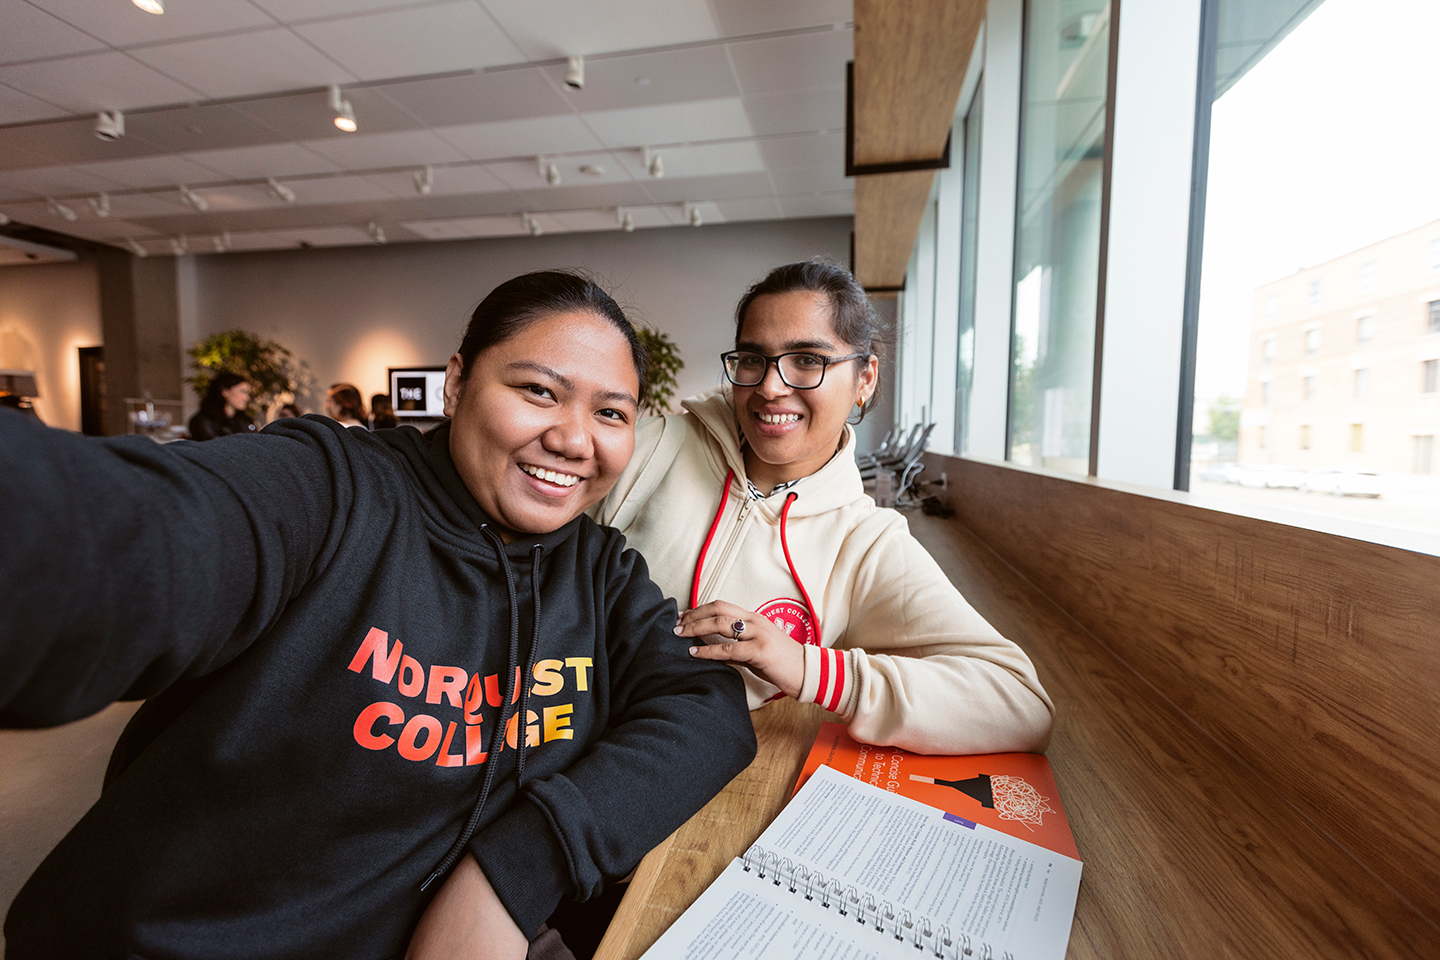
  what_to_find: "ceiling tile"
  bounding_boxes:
[49,216,159,240]
[0,164,128,197]
[543,46,738,113]
[510,180,655,213]
[769,164,849,195]
[26,0,278,48]
[480,0,719,60]
[252,0,439,20]
[293,2,526,81]
[485,151,630,189]
[106,191,193,217]
[72,154,226,189]
[237,224,373,248]
[639,170,771,204]
[717,196,783,221]
[0,114,178,170]
[583,97,753,149]
[182,142,341,179]
[776,191,853,218]
[365,163,510,197]
[270,173,396,204]
[121,104,292,155]
[189,183,286,213]
[0,1,106,66]
[302,128,467,169]
[756,131,843,170]
[709,0,851,36]
[741,87,844,137]
[438,115,602,161]
[442,213,528,238]
[614,140,764,180]
[551,208,631,232]
[234,85,422,140]
[725,29,851,97]
[0,51,201,114]
[397,218,472,240]
[128,28,357,100]
[381,68,570,127]
[0,82,67,125]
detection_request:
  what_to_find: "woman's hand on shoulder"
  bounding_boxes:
[676,601,806,699]
[405,854,528,960]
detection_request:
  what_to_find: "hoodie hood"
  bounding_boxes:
[680,388,866,519]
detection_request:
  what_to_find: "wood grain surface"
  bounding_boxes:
[854,170,935,289]
[924,452,1440,940]
[592,697,828,960]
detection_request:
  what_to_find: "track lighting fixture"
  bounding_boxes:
[687,202,703,227]
[132,0,164,15]
[546,162,561,186]
[579,164,604,177]
[179,185,209,212]
[89,193,111,218]
[329,85,357,133]
[414,165,434,196]
[616,207,635,233]
[367,221,386,244]
[125,238,148,258]
[564,54,584,90]
[644,147,664,179]
[521,212,542,237]
[94,110,125,141]
[266,178,297,204]
[46,197,77,222]
[170,236,187,255]
[212,231,231,253]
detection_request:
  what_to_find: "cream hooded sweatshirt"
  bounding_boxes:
[595,390,1054,755]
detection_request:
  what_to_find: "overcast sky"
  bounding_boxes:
[1194,0,1440,402]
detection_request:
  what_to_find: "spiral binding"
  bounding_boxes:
[740,844,1014,960]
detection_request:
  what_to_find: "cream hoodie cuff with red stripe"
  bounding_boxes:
[799,644,857,718]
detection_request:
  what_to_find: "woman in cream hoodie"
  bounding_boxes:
[594,260,1053,755]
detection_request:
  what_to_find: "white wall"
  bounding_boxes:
[192,218,853,417]
[0,260,101,431]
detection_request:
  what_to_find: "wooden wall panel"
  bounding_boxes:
[926,452,1440,925]
[854,170,935,289]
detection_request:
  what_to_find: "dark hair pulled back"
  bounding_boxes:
[457,270,648,406]
[327,383,367,422]
[201,371,248,416]
[733,258,892,419]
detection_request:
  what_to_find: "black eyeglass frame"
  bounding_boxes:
[719,350,870,390]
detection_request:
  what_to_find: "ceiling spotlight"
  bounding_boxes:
[688,203,703,227]
[132,0,164,15]
[266,178,297,204]
[94,110,125,141]
[46,197,78,222]
[211,231,231,253]
[367,220,387,244]
[564,54,584,90]
[0,212,11,226]
[125,238,148,258]
[622,212,635,233]
[170,235,188,256]
[545,162,561,186]
[329,85,357,133]
[579,164,604,177]
[644,147,664,179]
[522,212,542,237]
[414,165,434,196]
[179,185,209,212]
[89,193,111,218]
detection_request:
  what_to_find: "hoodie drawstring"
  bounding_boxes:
[421,527,544,892]
[689,468,821,648]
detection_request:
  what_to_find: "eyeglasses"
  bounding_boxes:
[720,350,868,390]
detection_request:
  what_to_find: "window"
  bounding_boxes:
[1307,280,1321,307]
[1349,423,1364,453]
[1302,375,1316,402]
[1008,0,1112,474]
[1265,294,1279,321]
[1417,435,1435,474]
[1299,424,1311,450]
[1357,259,1377,294]
[954,82,983,456]
[1429,300,1440,334]
[1261,380,1272,406]
[1262,338,1276,363]
[1356,315,1373,347]
[1305,328,1321,355]
[1424,359,1438,393]
[1353,368,1369,400]
[1258,425,1267,449]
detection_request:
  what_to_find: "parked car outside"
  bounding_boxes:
[1300,468,1385,498]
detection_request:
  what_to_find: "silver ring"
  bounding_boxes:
[731,618,746,638]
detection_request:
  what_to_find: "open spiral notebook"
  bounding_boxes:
[639,764,1082,960]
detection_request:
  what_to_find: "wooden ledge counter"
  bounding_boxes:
[596,509,1436,960]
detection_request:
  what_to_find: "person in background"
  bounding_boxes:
[187,372,256,441]
[595,258,1054,756]
[0,270,755,960]
[371,393,399,430]
[276,402,303,420]
[325,383,368,427]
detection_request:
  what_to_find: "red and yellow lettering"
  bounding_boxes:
[398,655,424,698]
[397,714,442,761]
[347,628,402,683]
[484,666,524,707]
[353,701,404,750]
[531,659,564,696]
[565,657,592,692]
[464,723,488,765]
[505,709,540,749]
[435,720,466,767]
[543,703,574,742]
[426,665,467,707]
[463,674,485,724]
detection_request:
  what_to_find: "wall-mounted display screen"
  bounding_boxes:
[388,367,448,419]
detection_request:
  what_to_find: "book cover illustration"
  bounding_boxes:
[796,721,1079,860]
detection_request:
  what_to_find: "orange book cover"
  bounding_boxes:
[795,722,1080,861]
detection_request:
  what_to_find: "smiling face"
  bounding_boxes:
[733,291,878,492]
[443,309,640,542]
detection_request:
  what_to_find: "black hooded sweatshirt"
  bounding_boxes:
[0,411,756,960]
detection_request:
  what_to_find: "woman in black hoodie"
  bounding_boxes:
[187,370,257,440]
[0,271,756,960]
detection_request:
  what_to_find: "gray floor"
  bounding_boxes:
[0,702,140,956]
